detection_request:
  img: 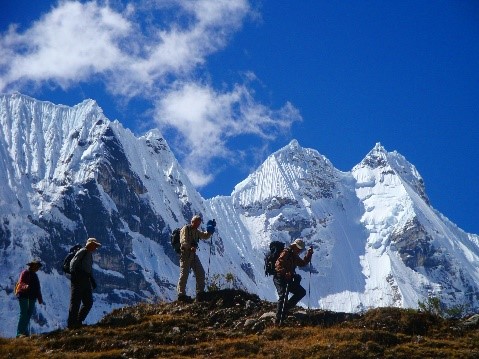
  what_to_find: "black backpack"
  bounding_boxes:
[170,228,181,254]
[62,244,83,274]
[264,241,286,276]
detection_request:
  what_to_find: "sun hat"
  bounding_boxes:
[27,259,42,267]
[86,237,102,247]
[291,239,305,250]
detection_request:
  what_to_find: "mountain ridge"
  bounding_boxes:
[0,93,478,338]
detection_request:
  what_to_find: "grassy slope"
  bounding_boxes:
[1,290,478,358]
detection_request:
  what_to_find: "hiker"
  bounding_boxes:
[67,237,101,329]
[15,259,44,337]
[177,215,216,302]
[274,238,313,325]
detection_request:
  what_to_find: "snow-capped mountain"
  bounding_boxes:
[1,93,478,338]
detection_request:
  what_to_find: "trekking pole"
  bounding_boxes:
[279,281,290,325]
[206,232,214,287]
[308,259,312,312]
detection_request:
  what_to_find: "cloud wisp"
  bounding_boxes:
[0,0,302,187]
[155,82,302,186]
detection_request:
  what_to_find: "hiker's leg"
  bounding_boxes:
[25,299,35,334]
[68,279,82,327]
[287,282,306,309]
[177,250,193,296]
[78,280,93,323]
[17,298,30,336]
[273,276,288,324]
[192,254,205,295]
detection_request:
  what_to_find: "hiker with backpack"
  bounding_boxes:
[274,238,313,325]
[67,237,101,329]
[176,215,216,302]
[15,259,44,337]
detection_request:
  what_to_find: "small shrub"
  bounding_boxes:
[207,272,241,291]
[418,296,469,319]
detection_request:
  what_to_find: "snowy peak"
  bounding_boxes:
[232,139,339,207]
[285,138,301,151]
[0,93,109,186]
[353,143,428,204]
[357,142,390,169]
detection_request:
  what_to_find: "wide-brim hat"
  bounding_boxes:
[86,237,102,247]
[291,239,305,250]
[27,259,42,267]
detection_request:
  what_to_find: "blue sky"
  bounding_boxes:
[1,1,478,234]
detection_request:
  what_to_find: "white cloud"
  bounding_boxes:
[155,82,302,187]
[0,0,250,94]
[0,1,132,90]
[0,0,302,188]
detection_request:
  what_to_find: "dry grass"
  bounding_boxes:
[1,290,479,358]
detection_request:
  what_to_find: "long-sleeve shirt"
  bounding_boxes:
[70,248,93,275]
[275,246,312,278]
[16,269,43,303]
[180,224,212,251]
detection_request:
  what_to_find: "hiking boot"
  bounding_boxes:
[195,291,207,302]
[67,323,82,330]
[177,294,193,303]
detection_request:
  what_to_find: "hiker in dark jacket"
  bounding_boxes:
[67,237,101,329]
[274,238,313,325]
[177,215,215,302]
[15,260,44,337]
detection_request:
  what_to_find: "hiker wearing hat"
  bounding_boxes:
[15,260,44,337]
[274,238,313,325]
[67,237,101,329]
[176,215,216,302]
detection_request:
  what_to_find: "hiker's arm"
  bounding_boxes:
[19,270,30,286]
[17,271,30,292]
[197,229,212,240]
[295,250,313,267]
[36,274,44,304]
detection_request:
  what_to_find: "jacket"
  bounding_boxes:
[275,246,312,279]
[15,269,43,303]
[70,247,93,275]
[180,224,212,251]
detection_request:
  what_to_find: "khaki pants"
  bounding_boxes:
[177,250,205,296]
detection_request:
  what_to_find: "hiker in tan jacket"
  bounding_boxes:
[176,215,215,302]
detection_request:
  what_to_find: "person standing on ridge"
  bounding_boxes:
[177,215,216,302]
[15,259,44,337]
[274,238,313,325]
[67,237,101,329]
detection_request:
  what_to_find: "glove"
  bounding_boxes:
[206,219,216,234]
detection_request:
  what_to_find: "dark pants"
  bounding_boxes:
[273,274,306,324]
[68,273,93,328]
[17,298,35,336]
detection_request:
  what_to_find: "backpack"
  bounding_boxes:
[14,271,30,296]
[63,244,83,274]
[264,241,286,276]
[170,228,181,254]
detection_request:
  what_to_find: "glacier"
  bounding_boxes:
[0,93,478,338]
